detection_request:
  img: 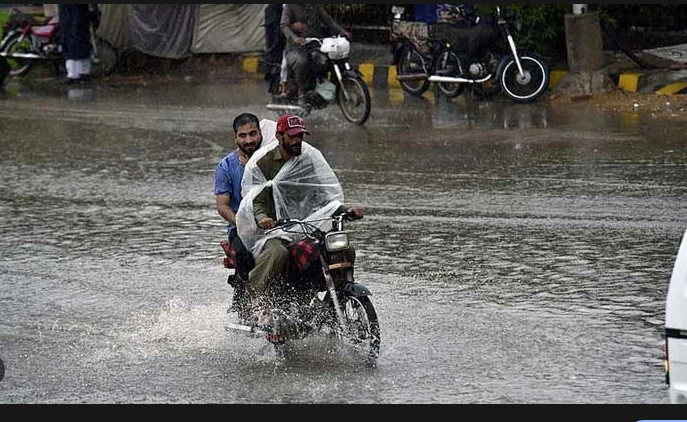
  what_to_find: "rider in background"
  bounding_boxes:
[214,113,275,316]
[236,114,364,327]
[280,4,352,106]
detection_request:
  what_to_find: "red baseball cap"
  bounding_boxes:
[276,114,310,136]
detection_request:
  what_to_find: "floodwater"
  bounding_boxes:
[0,75,686,404]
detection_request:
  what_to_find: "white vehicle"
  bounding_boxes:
[665,228,687,404]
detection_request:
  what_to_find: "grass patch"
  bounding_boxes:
[0,9,10,38]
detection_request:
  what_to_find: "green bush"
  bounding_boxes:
[476,5,570,65]
[0,9,10,39]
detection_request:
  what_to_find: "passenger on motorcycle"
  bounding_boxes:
[236,114,364,328]
[280,4,352,107]
[214,113,277,316]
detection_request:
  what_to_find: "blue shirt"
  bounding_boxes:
[214,150,244,235]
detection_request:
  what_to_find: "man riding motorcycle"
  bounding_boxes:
[280,4,352,106]
[236,114,363,327]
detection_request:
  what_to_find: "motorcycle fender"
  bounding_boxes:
[0,31,19,52]
[344,68,364,80]
[391,40,413,66]
[343,283,372,298]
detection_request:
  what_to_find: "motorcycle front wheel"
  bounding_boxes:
[337,76,371,126]
[396,45,430,96]
[3,33,35,77]
[341,295,380,366]
[499,54,549,103]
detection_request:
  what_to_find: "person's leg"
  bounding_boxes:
[279,52,289,97]
[76,58,91,79]
[228,228,254,319]
[65,59,79,80]
[247,238,290,308]
[285,48,310,105]
[245,238,290,326]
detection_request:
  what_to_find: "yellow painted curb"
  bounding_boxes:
[242,56,259,74]
[358,63,375,85]
[549,70,567,90]
[619,73,642,93]
[656,82,687,96]
[387,66,400,89]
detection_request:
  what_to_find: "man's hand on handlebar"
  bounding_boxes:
[345,204,364,221]
[258,217,276,230]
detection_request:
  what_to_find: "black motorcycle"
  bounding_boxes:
[221,211,380,365]
[392,5,550,103]
[265,36,372,126]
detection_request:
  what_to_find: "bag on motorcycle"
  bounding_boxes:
[392,21,431,54]
[220,240,237,269]
[429,20,498,58]
[288,238,320,274]
[315,79,336,102]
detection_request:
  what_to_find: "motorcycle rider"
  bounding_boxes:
[235,114,364,328]
[214,113,276,317]
[280,4,352,106]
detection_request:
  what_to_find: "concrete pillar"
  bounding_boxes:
[564,11,604,72]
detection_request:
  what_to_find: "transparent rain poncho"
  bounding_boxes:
[236,136,345,258]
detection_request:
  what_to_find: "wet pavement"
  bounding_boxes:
[0,75,686,404]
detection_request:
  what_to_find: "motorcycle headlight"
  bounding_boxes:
[325,232,349,252]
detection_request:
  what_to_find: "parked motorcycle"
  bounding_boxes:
[0,10,119,79]
[266,36,372,126]
[221,211,380,365]
[392,5,550,103]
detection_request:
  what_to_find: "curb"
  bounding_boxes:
[240,55,687,96]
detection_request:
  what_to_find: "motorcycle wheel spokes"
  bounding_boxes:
[338,76,371,126]
[90,36,119,78]
[500,55,549,103]
[4,34,34,77]
[396,46,430,96]
[341,296,380,366]
[435,50,465,99]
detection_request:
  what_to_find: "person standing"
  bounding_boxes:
[263,4,285,82]
[58,4,98,84]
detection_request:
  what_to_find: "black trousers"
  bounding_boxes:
[229,228,255,282]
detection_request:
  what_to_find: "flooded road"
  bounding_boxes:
[0,77,685,403]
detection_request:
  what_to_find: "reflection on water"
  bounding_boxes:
[0,82,683,403]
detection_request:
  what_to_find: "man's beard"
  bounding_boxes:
[284,142,302,157]
[239,141,261,156]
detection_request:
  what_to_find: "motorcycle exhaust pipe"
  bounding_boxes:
[428,75,493,84]
[266,104,306,112]
[0,52,42,59]
[396,73,428,81]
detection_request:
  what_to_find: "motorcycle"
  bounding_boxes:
[221,211,380,365]
[0,9,119,79]
[266,36,372,126]
[392,5,550,103]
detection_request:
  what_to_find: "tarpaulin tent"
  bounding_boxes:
[48,4,267,59]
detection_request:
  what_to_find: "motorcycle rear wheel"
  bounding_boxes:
[90,36,119,78]
[338,76,371,126]
[396,45,430,96]
[434,50,466,99]
[3,33,34,77]
[341,296,380,366]
[499,54,549,103]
